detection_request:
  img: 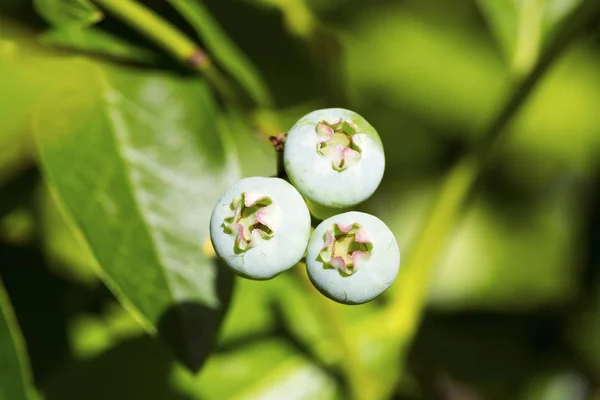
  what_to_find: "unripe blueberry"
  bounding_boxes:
[306,211,400,304]
[210,177,311,280]
[283,108,385,219]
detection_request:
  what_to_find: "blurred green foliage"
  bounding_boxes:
[2,0,600,399]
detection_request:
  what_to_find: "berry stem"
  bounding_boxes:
[272,135,287,179]
[382,0,600,392]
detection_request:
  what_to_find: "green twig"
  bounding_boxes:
[167,0,274,108]
[93,0,207,69]
[384,0,600,349]
[92,0,237,104]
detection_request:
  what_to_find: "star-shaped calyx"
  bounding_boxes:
[222,192,276,253]
[319,222,373,275]
[316,118,363,172]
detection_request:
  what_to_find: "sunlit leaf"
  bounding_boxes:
[38,185,99,288]
[34,61,239,371]
[0,40,50,186]
[180,339,341,400]
[217,277,276,345]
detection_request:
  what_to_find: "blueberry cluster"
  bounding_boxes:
[210,108,400,304]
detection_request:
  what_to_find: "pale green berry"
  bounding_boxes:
[283,108,385,219]
[210,177,311,280]
[306,211,400,304]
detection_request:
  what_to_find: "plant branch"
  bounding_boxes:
[93,0,207,69]
[385,0,600,351]
[92,0,237,104]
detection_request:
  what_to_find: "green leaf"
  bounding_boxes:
[477,0,582,75]
[53,287,339,399]
[34,61,240,371]
[40,26,161,64]
[46,331,340,399]
[178,338,341,400]
[0,40,49,186]
[272,272,399,398]
[0,278,36,400]
[217,277,276,345]
[168,0,273,107]
[34,0,102,28]
[476,0,519,62]
[38,185,99,288]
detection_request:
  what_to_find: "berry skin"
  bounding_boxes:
[306,211,400,305]
[283,108,385,219]
[210,177,311,280]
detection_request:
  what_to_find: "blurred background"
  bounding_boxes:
[2,0,600,399]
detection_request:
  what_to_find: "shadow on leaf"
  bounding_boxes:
[157,258,235,373]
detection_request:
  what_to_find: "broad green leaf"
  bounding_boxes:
[217,277,276,345]
[34,61,239,371]
[38,185,99,288]
[178,339,340,400]
[0,28,85,185]
[168,0,273,107]
[0,279,36,400]
[40,27,161,64]
[34,0,102,28]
